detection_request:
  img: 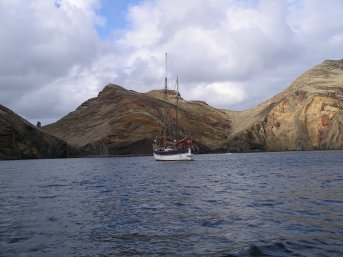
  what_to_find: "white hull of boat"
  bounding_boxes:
[153,148,194,161]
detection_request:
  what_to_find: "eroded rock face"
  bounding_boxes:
[0,105,77,160]
[225,59,343,152]
[262,95,343,150]
[43,85,232,155]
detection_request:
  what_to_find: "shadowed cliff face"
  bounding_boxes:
[41,59,343,155]
[0,105,77,160]
[225,60,343,152]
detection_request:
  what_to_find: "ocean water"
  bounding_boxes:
[0,151,342,257]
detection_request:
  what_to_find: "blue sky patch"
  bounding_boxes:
[96,0,143,39]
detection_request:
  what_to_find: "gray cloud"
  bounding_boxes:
[115,0,343,108]
[0,0,101,124]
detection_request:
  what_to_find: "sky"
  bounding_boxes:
[1,0,343,125]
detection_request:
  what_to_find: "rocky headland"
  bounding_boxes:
[0,105,78,159]
[225,59,343,151]
[1,59,342,159]
[43,85,232,155]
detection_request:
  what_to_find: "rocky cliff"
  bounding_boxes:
[225,59,343,151]
[43,85,232,155]
[41,59,343,155]
[0,105,77,160]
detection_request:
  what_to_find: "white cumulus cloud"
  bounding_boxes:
[1,0,343,124]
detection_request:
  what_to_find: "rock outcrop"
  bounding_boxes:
[225,59,343,151]
[0,105,77,160]
[43,85,232,155]
[40,59,343,155]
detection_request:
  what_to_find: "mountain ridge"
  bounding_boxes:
[1,59,342,159]
[43,83,232,154]
[43,59,343,154]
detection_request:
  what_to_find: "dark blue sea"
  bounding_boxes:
[1,151,343,257]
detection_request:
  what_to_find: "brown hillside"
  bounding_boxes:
[43,59,343,155]
[225,59,343,151]
[43,85,232,155]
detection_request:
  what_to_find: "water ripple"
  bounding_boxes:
[0,151,342,256]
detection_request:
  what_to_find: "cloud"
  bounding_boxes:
[0,0,102,123]
[1,0,343,124]
[108,0,293,102]
[113,0,343,107]
[188,82,246,107]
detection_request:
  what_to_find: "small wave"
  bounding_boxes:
[8,236,30,244]
[221,241,297,257]
[38,195,58,199]
[100,189,113,193]
[201,219,225,228]
[41,184,68,188]
[47,217,58,222]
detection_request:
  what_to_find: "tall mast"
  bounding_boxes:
[165,52,168,92]
[163,53,168,147]
[175,76,179,142]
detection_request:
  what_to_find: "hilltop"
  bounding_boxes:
[43,85,232,154]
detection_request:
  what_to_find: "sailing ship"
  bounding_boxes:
[153,54,194,161]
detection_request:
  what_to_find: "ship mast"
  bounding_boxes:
[175,76,179,142]
[163,53,168,147]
